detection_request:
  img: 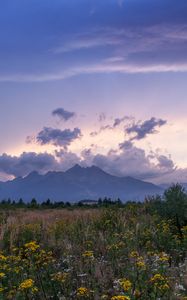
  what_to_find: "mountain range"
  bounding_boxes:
[0,164,163,202]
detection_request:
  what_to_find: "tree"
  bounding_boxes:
[46,199,51,206]
[30,198,38,208]
[18,198,24,207]
[164,183,187,236]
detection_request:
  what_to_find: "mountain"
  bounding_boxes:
[159,182,187,191]
[0,165,163,202]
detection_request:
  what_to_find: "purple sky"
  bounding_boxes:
[0,0,187,183]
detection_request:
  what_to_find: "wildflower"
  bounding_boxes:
[150,274,165,282]
[19,279,34,290]
[31,287,38,293]
[77,287,89,297]
[77,273,87,277]
[7,289,17,299]
[12,247,18,252]
[85,240,93,248]
[0,272,5,278]
[24,241,40,252]
[107,244,119,251]
[161,283,170,290]
[0,288,4,292]
[0,254,7,261]
[101,295,108,299]
[51,272,68,283]
[136,260,146,268]
[111,296,131,300]
[182,225,187,232]
[35,249,54,265]
[14,266,21,274]
[119,279,132,292]
[150,274,169,291]
[136,257,146,269]
[162,222,170,233]
[82,251,94,258]
[130,251,139,258]
[158,252,169,262]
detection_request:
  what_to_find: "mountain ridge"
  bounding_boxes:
[0,164,163,202]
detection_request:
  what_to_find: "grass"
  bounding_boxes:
[0,205,186,299]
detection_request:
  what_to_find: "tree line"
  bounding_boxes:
[0,184,186,234]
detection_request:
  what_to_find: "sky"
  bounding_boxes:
[0,0,187,184]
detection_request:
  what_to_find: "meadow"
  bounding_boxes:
[0,185,186,299]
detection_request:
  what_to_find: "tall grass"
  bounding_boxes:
[0,206,186,299]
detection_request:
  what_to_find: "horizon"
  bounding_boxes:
[1,164,186,188]
[0,0,187,184]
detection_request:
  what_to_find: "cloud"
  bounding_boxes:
[0,150,80,178]
[113,116,131,127]
[0,143,178,183]
[98,113,106,122]
[90,142,175,180]
[54,140,175,182]
[157,155,175,170]
[156,167,187,184]
[36,127,82,147]
[0,152,58,177]
[119,140,134,150]
[90,115,131,137]
[1,23,187,82]
[55,149,81,170]
[52,108,76,121]
[2,59,187,83]
[125,117,167,140]
[90,125,111,137]
[52,30,122,54]
[25,135,35,144]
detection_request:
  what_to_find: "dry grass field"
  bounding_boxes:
[0,205,186,299]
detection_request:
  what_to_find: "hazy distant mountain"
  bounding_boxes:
[159,183,187,191]
[0,164,163,202]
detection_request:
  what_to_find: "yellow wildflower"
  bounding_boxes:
[161,283,169,290]
[111,296,131,300]
[31,287,38,293]
[7,289,16,299]
[158,252,169,262]
[0,254,7,261]
[182,225,187,232]
[19,279,34,290]
[119,278,132,292]
[136,256,146,269]
[51,272,68,283]
[77,287,89,297]
[24,241,40,252]
[12,247,18,253]
[150,274,169,291]
[14,267,21,274]
[150,274,165,282]
[136,260,146,268]
[162,222,170,233]
[0,272,5,278]
[130,251,139,258]
[107,244,119,251]
[82,250,94,258]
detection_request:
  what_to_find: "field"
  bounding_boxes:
[0,197,186,300]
